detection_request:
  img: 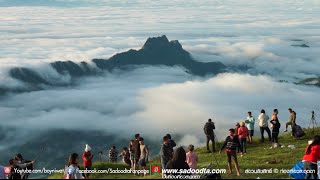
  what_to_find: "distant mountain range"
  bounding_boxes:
[0,35,226,95]
[298,77,320,87]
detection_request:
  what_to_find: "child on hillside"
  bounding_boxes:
[219,129,242,176]
[238,122,249,154]
[186,144,198,170]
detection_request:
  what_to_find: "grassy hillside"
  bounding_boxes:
[48,128,320,179]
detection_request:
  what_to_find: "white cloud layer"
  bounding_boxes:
[1,68,319,147]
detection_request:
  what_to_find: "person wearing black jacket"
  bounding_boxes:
[270,109,281,144]
[204,119,216,153]
[166,134,177,158]
[133,134,141,171]
[219,129,242,176]
[160,136,171,170]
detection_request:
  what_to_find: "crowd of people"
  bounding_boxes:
[203,108,314,177]
[1,108,319,179]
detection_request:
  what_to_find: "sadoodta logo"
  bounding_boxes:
[151,166,161,174]
[4,167,11,175]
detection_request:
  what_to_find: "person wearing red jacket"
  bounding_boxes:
[82,144,93,179]
[302,135,320,179]
[238,122,249,154]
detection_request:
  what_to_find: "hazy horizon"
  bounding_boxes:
[0,0,319,171]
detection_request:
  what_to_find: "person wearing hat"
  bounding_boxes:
[82,144,93,179]
[285,108,296,132]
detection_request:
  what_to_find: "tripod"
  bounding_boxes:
[308,111,318,136]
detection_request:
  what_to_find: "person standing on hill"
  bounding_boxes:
[235,123,240,137]
[139,138,149,176]
[166,134,176,158]
[186,144,198,170]
[204,119,216,153]
[160,136,171,169]
[219,129,242,176]
[235,122,241,153]
[82,144,93,179]
[128,140,135,170]
[108,146,118,163]
[270,109,281,144]
[245,112,255,144]
[133,134,141,171]
[119,147,131,167]
[285,108,296,132]
[238,122,248,154]
[258,109,272,143]
[302,135,320,179]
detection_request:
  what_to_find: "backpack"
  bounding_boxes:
[276,122,281,129]
[289,161,305,179]
[204,123,214,135]
[294,125,305,138]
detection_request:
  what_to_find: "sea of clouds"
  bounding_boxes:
[0,0,320,168]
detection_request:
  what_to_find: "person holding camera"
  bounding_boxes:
[204,119,216,153]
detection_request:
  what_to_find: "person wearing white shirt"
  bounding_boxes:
[258,109,272,143]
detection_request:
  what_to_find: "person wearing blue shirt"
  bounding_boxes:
[245,112,255,144]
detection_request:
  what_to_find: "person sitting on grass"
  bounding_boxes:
[219,128,242,176]
[302,135,320,180]
[238,122,248,154]
[186,144,198,170]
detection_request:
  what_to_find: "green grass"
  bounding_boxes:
[49,128,320,179]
